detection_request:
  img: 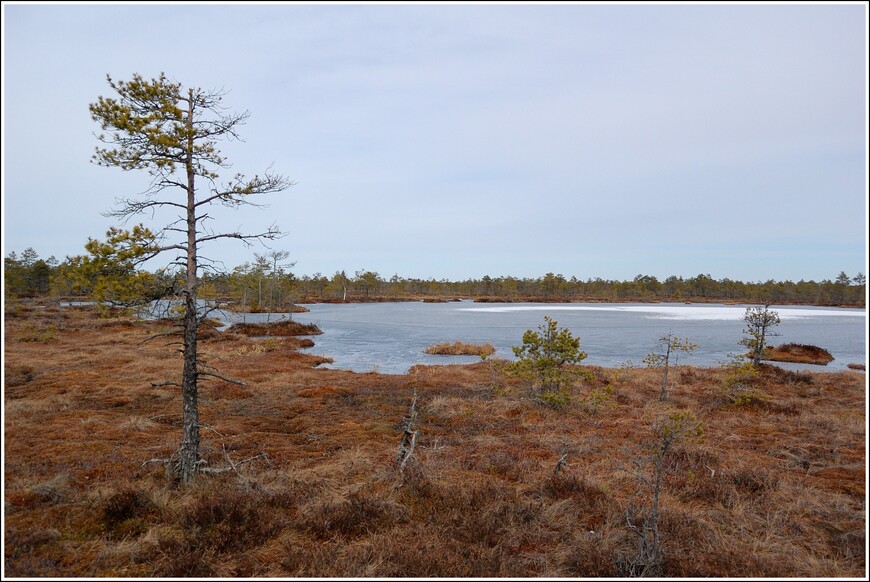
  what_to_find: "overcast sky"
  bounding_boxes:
[2,2,867,283]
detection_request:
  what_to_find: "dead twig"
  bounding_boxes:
[199,452,269,475]
[141,457,172,468]
[554,453,570,474]
[197,370,248,386]
[396,389,419,474]
[151,381,183,388]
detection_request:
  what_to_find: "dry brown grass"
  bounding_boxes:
[3,301,866,577]
[763,343,835,365]
[230,320,322,337]
[424,341,496,357]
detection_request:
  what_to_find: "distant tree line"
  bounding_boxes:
[283,270,866,307]
[4,248,866,308]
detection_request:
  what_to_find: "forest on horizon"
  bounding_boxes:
[4,247,866,310]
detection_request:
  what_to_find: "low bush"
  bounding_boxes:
[180,487,284,553]
[101,487,158,539]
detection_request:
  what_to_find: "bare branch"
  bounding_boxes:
[104,198,188,219]
[149,413,182,421]
[197,371,248,386]
[141,330,181,344]
[142,457,172,468]
[199,453,269,475]
[200,424,227,438]
[195,227,284,246]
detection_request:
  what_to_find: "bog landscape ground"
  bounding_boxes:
[3,301,866,577]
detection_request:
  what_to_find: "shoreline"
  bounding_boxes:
[292,296,866,309]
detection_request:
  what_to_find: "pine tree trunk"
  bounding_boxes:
[179,89,200,483]
[179,289,200,482]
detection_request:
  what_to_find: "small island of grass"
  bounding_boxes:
[424,341,496,358]
[231,320,322,337]
[761,343,834,366]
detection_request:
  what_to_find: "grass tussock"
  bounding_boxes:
[3,301,865,577]
[424,341,496,357]
[230,320,322,337]
[763,343,835,365]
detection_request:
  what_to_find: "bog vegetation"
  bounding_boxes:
[3,301,865,577]
[424,341,496,358]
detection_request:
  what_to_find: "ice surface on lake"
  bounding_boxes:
[459,304,864,320]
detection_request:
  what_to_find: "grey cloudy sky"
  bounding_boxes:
[2,2,867,283]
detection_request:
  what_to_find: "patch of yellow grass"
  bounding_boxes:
[424,341,496,357]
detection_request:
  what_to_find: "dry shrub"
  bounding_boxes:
[759,363,814,385]
[177,486,287,554]
[5,364,36,390]
[152,539,216,578]
[582,365,614,389]
[101,488,158,539]
[6,526,62,554]
[11,474,74,508]
[482,448,527,480]
[664,536,780,577]
[443,482,539,548]
[17,324,58,343]
[830,528,866,564]
[676,463,779,509]
[398,473,508,535]
[540,471,609,503]
[561,525,622,577]
[278,530,504,578]
[348,533,505,578]
[299,491,409,540]
[679,367,699,384]
[3,528,63,576]
[761,399,802,416]
[655,507,717,576]
[277,535,333,576]
[402,462,439,497]
[729,466,780,496]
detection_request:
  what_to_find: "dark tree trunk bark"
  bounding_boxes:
[179,89,200,483]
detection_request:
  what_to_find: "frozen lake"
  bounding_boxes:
[230,301,866,375]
